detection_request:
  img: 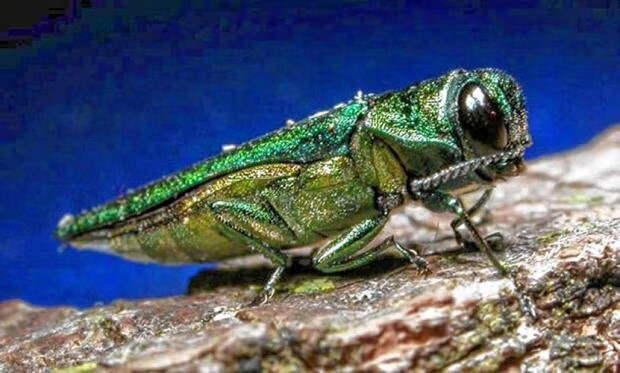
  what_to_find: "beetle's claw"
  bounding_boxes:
[407,250,430,275]
[414,257,431,276]
[248,265,285,306]
[394,240,431,275]
[249,287,275,307]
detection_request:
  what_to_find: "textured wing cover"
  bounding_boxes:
[57,102,367,239]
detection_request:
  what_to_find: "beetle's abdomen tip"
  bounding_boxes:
[57,213,75,228]
[55,213,76,241]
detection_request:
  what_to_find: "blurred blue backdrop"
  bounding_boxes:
[1,1,619,307]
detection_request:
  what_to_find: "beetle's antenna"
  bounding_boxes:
[408,148,524,194]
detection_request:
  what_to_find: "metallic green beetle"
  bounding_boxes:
[56,68,531,304]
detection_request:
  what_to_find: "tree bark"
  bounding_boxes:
[1,126,619,372]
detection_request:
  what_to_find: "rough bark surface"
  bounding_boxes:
[1,126,619,372]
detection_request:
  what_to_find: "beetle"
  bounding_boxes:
[56,68,531,304]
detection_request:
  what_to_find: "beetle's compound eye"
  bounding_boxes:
[458,82,508,151]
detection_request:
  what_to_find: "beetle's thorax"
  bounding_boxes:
[363,68,530,196]
[362,77,463,179]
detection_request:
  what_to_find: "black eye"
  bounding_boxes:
[458,82,508,150]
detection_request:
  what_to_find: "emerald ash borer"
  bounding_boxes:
[56,68,531,304]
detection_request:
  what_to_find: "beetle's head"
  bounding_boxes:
[451,69,531,181]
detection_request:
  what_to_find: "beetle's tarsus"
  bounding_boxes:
[393,240,430,274]
[249,289,272,306]
[250,266,285,306]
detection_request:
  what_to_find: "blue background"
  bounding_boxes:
[1,1,619,307]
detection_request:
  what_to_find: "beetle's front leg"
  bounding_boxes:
[421,190,508,275]
[450,189,504,253]
[312,216,428,274]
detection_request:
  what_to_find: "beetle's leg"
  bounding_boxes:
[424,191,538,319]
[209,200,295,305]
[453,188,493,226]
[312,216,428,273]
[450,189,504,252]
[421,190,508,275]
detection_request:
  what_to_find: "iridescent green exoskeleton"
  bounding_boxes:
[56,68,531,304]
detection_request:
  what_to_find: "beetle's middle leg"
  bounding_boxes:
[312,216,428,274]
[209,199,296,305]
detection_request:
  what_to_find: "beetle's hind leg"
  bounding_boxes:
[209,199,296,305]
[312,216,428,274]
[450,189,505,253]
